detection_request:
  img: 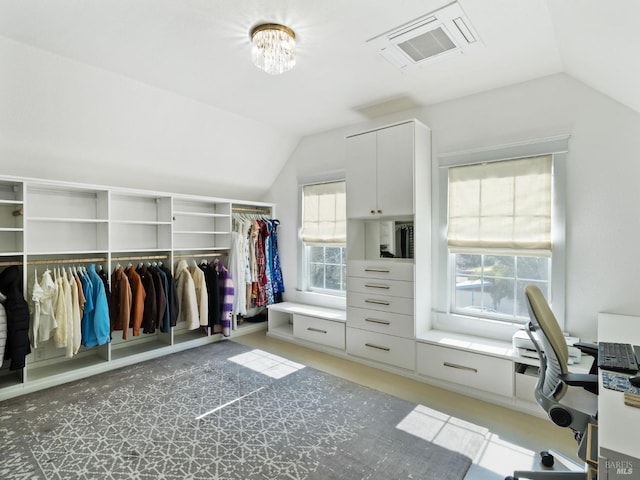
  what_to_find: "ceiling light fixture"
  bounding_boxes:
[250,23,296,75]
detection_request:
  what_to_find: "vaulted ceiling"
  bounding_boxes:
[1,0,638,194]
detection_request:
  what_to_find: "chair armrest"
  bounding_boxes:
[574,342,598,357]
[562,373,599,395]
[574,342,599,374]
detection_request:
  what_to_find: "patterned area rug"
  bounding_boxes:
[0,341,472,480]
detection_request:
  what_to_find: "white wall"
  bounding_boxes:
[0,36,299,200]
[263,73,640,342]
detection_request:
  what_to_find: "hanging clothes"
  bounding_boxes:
[217,262,234,337]
[187,262,208,327]
[155,265,171,333]
[199,261,221,332]
[230,213,285,317]
[255,220,268,307]
[97,266,111,317]
[0,296,6,369]
[229,231,248,317]
[66,268,81,358]
[110,265,132,340]
[79,267,94,346]
[125,265,145,337]
[136,264,158,334]
[0,265,31,370]
[52,268,71,350]
[269,220,285,301]
[30,269,58,348]
[174,260,199,330]
[159,263,178,330]
[81,264,110,348]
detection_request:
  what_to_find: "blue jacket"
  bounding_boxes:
[81,264,110,348]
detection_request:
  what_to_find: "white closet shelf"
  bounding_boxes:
[0,251,23,258]
[110,249,171,255]
[0,199,23,205]
[0,227,23,232]
[110,220,172,225]
[27,217,109,223]
[27,249,109,256]
[173,230,228,235]
[172,247,228,252]
[173,211,230,218]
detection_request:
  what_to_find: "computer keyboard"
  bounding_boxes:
[598,342,639,373]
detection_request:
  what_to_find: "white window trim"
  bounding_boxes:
[297,171,347,308]
[434,135,569,340]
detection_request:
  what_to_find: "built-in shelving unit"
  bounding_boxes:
[172,197,231,252]
[110,191,172,252]
[0,175,274,401]
[0,180,24,258]
[26,184,109,255]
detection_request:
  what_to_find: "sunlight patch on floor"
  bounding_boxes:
[396,404,537,479]
[229,348,305,378]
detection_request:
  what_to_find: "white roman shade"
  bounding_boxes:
[300,181,346,245]
[447,155,552,254]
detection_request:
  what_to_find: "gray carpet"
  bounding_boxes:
[0,341,472,480]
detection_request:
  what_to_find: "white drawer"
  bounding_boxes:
[347,291,414,315]
[293,314,345,349]
[346,327,415,370]
[347,276,414,299]
[347,307,414,338]
[416,342,513,397]
[347,260,413,281]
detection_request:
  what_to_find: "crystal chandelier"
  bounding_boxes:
[250,23,296,75]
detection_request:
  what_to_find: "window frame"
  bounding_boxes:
[304,244,347,296]
[297,174,347,301]
[435,135,569,337]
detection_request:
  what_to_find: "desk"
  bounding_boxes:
[598,312,640,476]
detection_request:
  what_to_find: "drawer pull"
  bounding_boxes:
[364,283,390,290]
[307,327,327,334]
[443,362,478,373]
[365,299,390,306]
[365,317,391,326]
[365,343,390,352]
[364,268,390,273]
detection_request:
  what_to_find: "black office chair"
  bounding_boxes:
[506,285,598,480]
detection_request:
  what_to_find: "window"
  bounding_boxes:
[437,135,568,331]
[300,181,346,295]
[306,245,347,292]
[448,155,552,323]
[453,253,550,320]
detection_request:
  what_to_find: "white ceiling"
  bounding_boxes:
[1,0,638,140]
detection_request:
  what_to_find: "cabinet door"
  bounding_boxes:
[346,131,377,218]
[376,122,414,216]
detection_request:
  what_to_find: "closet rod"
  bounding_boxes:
[232,206,272,214]
[0,259,24,267]
[111,254,168,262]
[173,252,226,259]
[26,256,108,266]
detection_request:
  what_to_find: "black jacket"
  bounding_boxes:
[0,265,31,370]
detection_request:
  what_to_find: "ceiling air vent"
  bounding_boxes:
[368,2,481,71]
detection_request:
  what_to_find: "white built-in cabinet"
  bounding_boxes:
[345,120,431,370]
[0,176,272,401]
[345,121,415,218]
